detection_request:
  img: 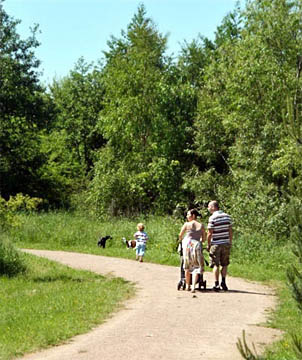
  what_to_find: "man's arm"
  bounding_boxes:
[229,226,233,245]
[201,226,206,243]
[207,229,213,250]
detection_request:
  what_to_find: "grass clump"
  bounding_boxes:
[0,252,134,360]
[0,236,26,277]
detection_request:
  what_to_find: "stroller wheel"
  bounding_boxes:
[177,281,182,291]
[202,280,207,290]
[198,275,203,290]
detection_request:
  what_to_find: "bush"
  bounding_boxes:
[89,147,182,216]
[0,193,40,276]
[0,238,26,276]
[217,171,288,238]
[0,193,43,231]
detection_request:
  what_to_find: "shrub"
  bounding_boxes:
[0,193,43,230]
[89,147,182,217]
[0,237,26,276]
[0,193,41,276]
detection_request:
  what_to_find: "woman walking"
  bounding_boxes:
[179,209,206,293]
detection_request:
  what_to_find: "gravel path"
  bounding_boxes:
[21,249,282,360]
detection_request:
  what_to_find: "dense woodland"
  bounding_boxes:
[1,0,302,234]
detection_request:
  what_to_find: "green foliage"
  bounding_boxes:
[38,129,86,206]
[90,146,184,216]
[0,2,55,200]
[183,0,302,238]
[0,193,42,277]
[49,58,105,174]
[89,5,194,215]
[0,193,43,230]
[220,171,288,237]
[2,0,302,225]
[214,4,243,47]
[0,197,16,230]
[287,194,302,311]
[284,74,302,357]
[235,279,302,360]
[182,167,221,203]
[177,36,215,88]
[6,193,43,212]
[101,5,168,155]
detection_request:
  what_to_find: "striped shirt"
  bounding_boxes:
[208,210,232,245]
[134,231,148,244]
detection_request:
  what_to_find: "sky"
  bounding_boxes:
[4,0,242,84]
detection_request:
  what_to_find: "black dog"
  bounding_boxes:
[97,235,113,248]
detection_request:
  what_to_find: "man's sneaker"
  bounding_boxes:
[212,284,220,292]
[220,282,228,291]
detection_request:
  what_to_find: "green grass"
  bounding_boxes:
[10,211,182,265]
[6,211,302,359]
[229,238,302,360]
[0,251,134,360]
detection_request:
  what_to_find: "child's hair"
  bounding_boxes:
[137,223,145,231]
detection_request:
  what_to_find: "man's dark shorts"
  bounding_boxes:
[209,243,231,267]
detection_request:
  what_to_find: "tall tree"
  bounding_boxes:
[101,4,168,157]
[90,5,189,215]
[0,1,52,199]
[214,4,242,47]
[187,0,302,235]
[177,36,215,88]
[50,58,105,174]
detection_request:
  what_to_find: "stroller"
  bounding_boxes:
[177,242,207,291]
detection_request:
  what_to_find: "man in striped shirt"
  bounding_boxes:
[207,200,233,291]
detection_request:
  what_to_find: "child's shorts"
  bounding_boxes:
[136,242,146,256]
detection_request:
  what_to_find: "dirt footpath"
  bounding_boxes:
[21,250,282,360]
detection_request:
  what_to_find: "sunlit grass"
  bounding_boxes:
[0,252,134,360]
[7,211,302,359]
[10,211,182,264]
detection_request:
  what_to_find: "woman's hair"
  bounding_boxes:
[188,209,201,218]
[137,223,145,231]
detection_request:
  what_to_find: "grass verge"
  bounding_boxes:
[7,211,302,359]
[0,251,134,360]
[229,241,301,360]
[10,211,182,265]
